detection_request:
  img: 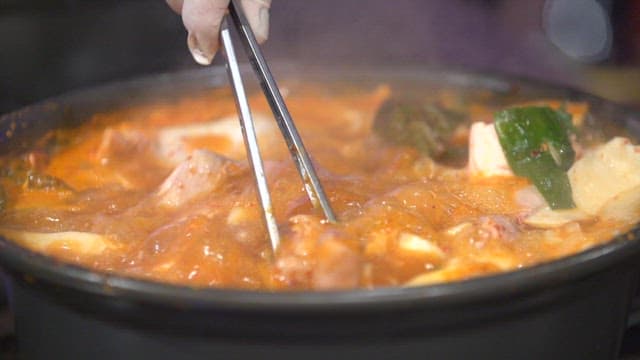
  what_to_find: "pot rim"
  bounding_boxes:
[1,65,640,313]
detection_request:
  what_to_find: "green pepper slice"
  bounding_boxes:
[494,106,576,209]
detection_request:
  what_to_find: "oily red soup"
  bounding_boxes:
[0,83,637,291]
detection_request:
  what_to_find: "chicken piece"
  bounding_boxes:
[475,215,519,242]
[155,114,279,165]
[155,149,234,208]
[443,215,519,253]
[444,215,520,242]
[467,122,513,177]
[515,185,547,215]
[274,215,323,287]
[311,234,362,290]
[0,228,114,256]
[91,127,170,189]
[275,215,362,290]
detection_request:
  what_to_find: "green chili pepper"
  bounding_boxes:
[494,106,576,209]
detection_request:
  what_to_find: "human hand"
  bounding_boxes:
[167,0,271,65]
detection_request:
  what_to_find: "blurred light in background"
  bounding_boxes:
[543,0,612,63]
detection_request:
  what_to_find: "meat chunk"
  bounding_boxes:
[274,215,323,287]
[311,235,362,290]
[92,127,168,189]
[476,215,519,242]
[275,215,362,290]
[515,185,547,214]
[444,215,519,248]
[155,149,234,208]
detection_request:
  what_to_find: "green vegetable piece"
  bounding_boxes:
[494,106,576,209]
[373,99,464,159]
[24,171,73,191]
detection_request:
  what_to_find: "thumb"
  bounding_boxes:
[240,0,272,44]
[182,0,230,65]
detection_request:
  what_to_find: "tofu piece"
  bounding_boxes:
[468,122,513,177]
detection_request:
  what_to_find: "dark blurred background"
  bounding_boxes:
[0,0,639,115]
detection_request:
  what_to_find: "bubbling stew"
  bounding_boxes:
[0,82,639,291]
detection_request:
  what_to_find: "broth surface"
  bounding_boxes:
[0,83,635,290]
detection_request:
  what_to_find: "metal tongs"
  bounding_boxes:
[220,0,336,252]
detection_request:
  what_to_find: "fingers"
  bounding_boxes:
[182,0,229,65]
[172,0,272,65]
[240,0,272,44]
[166,0,184,14]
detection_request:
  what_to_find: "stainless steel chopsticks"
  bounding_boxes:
[226,0,337,223]
[220,18,280,251]
[220,0,337,252]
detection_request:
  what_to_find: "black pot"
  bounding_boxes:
[1,67,640,360]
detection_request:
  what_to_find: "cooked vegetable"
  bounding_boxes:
[373,99,464,159]
[569,137,640,221]
[524,207,590,228]
[524,137,640,227]
[494,106,576,209]
[0,229,113,255]
[0,156,73,192]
